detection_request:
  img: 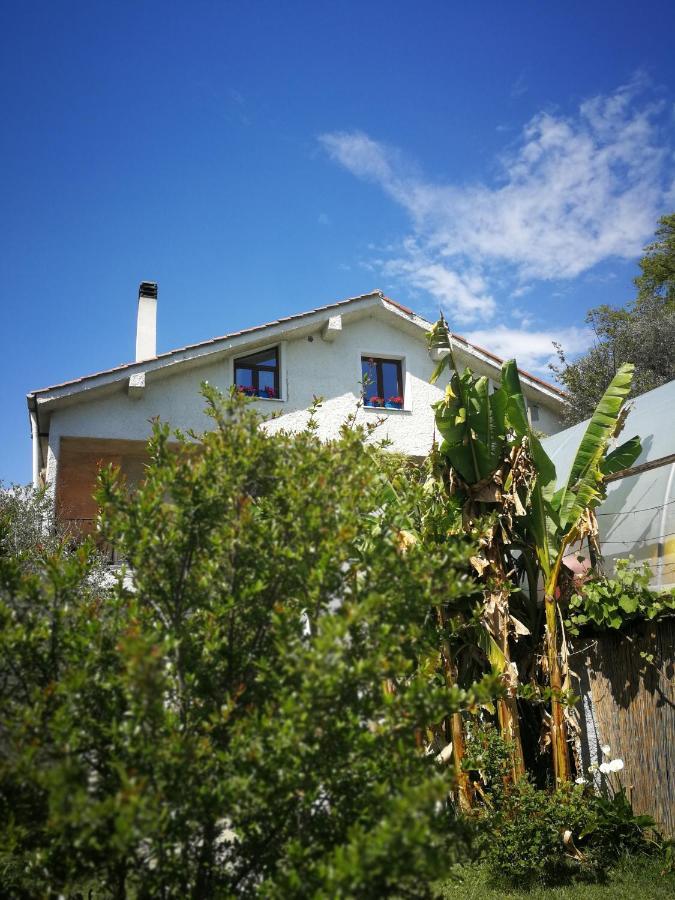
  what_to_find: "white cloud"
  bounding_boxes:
[319,131,400,192]
[319,76,672,325]
[464,325,593,376]
[381,239,496,322]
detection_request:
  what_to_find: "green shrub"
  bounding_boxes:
[0,388,487,898]
[484,779,593,883]
[463,722,657,886]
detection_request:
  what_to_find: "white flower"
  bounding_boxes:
[575,776,587,785]
[601,744,611,755]
[599,762,611,774]
[607,758,624,772]
[588,763,598,773]
[436,742,454,765]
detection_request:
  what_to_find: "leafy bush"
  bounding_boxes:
[483,779,593,883]
[462,722,657,886]
[462,716,513,787]
[0,388,488,898]
[582,787,657,858]
[0,483,53,554]
[566,558,675,635]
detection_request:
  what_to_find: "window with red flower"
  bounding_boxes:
[234,347,279,398]
[361,357,403,408]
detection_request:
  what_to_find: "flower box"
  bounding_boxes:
[385,396,403,409]
[368,396,385,408]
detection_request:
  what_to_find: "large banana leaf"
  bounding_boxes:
[557,364,637,531]
[501,360,559,574]
[434,368,509,484]
[434,370,478,482]
[469,375,508,476]
[429,316,508,483]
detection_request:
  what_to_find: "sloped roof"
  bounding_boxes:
[27,290,566,402]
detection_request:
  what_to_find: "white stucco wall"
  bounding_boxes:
[41,312,564,486]
[45,315,446,463]
[525,399,560,437]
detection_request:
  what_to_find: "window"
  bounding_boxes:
[361,357,404,408]
[234,347,280,399]
[529,403,540,423]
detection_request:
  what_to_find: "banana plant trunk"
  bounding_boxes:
[544,590,570,782]
[487,548,526,782]
[437,607,474,810]
[496,656,526,782]
[449,710,473,811]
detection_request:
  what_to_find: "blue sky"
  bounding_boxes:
[2,1,674,483]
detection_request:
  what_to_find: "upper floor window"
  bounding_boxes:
[234,347,279,399]
[361,356,404,409]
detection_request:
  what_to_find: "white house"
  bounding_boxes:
[27,283,566,530]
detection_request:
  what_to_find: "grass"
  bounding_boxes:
[436,855,674,899]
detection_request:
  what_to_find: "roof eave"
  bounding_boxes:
[28,291,390,406]
[27,289,567,409]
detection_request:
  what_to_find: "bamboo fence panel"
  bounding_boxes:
[581,617,675,836]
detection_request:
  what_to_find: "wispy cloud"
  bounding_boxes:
[319,75,672,326]
[465,324,593,376]
[225,87,251,126]
[510,71,528,100]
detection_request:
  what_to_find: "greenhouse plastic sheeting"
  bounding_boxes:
[542,379,675,589]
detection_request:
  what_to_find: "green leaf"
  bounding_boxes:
[501,359,558,574]
[557,363,635,531]
[427,318,455,385]
[476,624,508,674]
[600,435,642,477]
[618,594,640,614]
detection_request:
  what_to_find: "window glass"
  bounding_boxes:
[361,358,378,403]
[258,370,275,394]
[234,346,279,397]
[248,350,277,367]
[360,357,403,406]
[381,361,400,398]
[236,367,253,388]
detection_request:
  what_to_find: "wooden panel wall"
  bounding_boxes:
[56,438,149,528]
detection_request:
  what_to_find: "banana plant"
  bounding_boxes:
[429,317,641,783]
[427,317,526,782]
[500,361,641,781]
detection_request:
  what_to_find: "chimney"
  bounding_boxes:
[136,281,158,361]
